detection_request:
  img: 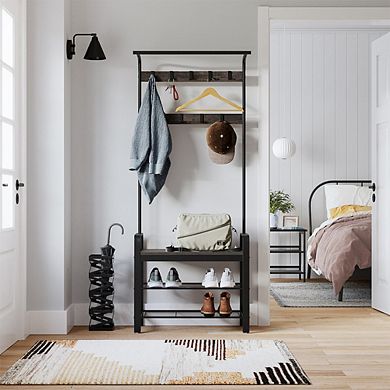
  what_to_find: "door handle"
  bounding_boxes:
[16,179,25,191]
[369,183,376,203]
[2,183,8,187]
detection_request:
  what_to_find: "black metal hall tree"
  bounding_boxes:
[132,51,251,333]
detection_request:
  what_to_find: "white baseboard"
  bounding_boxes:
[73,303,259,327]
[27,305,74,334]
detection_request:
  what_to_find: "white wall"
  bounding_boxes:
[70,0,261,325]
[26,0,72,319]
[269,23,388,271]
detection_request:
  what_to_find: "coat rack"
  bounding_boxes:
[132,51,251,334]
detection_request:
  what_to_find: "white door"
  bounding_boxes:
[371,32,390,316]
[0,0,25,353]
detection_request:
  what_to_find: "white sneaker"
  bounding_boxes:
[165,267,182,288]
[147,267,164,288]
[202,268,219,288]
[220,268,235,288]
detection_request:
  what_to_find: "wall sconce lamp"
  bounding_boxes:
[66,33,106,60]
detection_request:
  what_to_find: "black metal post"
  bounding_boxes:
[134,233,143,333]
[241,233,250,333]
[242,54,247,234]
[303,231,306,283]
[136,54,142,234]
[298,232,302,280]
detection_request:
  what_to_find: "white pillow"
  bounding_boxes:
[324,184,372,218]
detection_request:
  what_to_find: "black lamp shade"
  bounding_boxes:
[84,36,106,60]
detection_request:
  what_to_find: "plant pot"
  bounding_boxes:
[270,213,278,229]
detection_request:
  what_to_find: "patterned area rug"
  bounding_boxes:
[271,281,371,307]
[0,339,310,385]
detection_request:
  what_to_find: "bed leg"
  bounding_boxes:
[307,265,311,280]
[338,287,343,302]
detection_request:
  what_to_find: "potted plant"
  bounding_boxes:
[269,190,295,228]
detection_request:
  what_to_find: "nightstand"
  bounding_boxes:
[270,227,307,282]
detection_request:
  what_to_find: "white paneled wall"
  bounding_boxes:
[270,26,387,273]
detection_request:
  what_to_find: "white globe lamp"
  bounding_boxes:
[272,138,296,159]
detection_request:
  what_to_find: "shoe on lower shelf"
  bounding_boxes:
[220,268,235,288]
[165,267,182,288]
[218,292,233,317]
[201,292,215,317]
[202,268,219,288]
[147,267,164,288]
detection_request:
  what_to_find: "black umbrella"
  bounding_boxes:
[101,223,125,258]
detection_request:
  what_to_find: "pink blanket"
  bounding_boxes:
[308,213,371,295]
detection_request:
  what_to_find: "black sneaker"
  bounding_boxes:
[147,267,164,288]
[165,267,182,288]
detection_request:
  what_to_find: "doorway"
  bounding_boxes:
[257,7,390,324]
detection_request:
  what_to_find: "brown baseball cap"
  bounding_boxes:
[206,121,237,164]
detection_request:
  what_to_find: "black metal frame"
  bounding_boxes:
[307,179,372,301]
[132,51,251,333]
[270,228,307,282]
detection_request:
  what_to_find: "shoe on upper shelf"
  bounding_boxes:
[201,292,216,317]
[202,268,219,288]
[165,267,182,288]
[220,268,235,288]
[218,291,233,317]
[147,267,164,288]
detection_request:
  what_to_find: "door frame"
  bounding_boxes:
[257,6,390,326]
[19,0,27,339]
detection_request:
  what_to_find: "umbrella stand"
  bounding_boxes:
[89,223,124,331]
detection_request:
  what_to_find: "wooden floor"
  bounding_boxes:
[1,297,389,389]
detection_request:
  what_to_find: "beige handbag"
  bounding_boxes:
[176,213,232,251]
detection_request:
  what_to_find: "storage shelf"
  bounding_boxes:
[166,113,242,125]
[143,282,241,290]
[141,70,243,83]
[140,249,243,262]
[143,310,241,319]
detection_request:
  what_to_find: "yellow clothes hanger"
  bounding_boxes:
[175,87,243,112]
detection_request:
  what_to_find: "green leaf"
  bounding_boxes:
[269,190,295,214]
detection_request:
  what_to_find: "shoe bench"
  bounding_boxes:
[133,233,250,333]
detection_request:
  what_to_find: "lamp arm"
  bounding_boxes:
[72,33,97,45]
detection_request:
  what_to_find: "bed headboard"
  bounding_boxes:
[308,180,372,236]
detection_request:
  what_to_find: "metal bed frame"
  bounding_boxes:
[307,180,372,301]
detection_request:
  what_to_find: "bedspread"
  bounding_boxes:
[307,213,371,295]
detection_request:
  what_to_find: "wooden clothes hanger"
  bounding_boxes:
[175,87,243,112]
